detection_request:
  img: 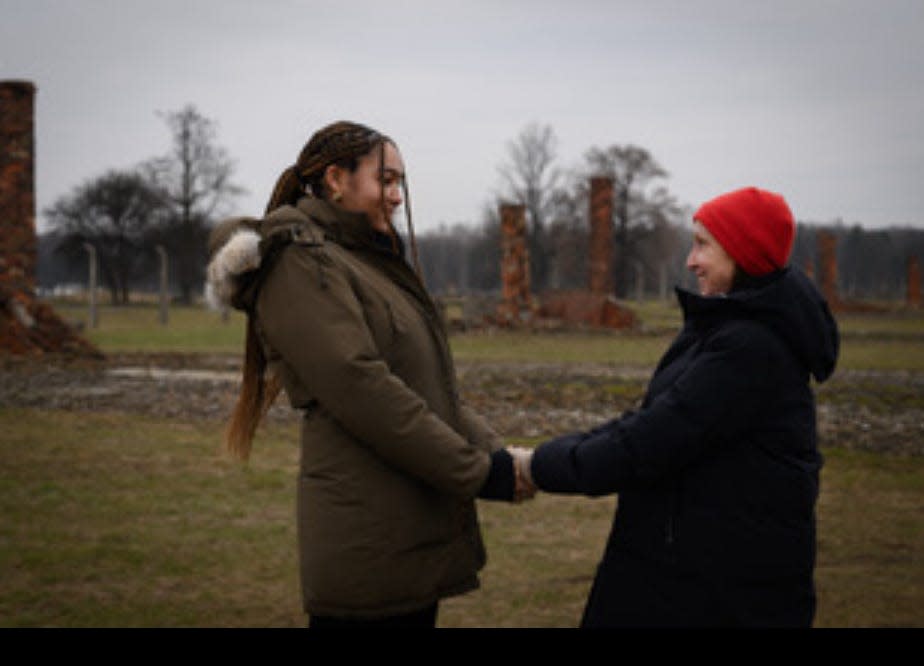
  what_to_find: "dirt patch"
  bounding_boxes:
[1,352,921,456]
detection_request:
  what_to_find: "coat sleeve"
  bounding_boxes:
[256,245,492,498]
[457,404,504,453]
[531,324,776,496]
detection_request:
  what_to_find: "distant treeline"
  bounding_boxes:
[35,113,921,306]
[37,221,924,303]
[417,221,924,301]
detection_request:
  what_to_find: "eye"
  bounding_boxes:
[381,171,404,188]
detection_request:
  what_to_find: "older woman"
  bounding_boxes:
[516,187,839,627]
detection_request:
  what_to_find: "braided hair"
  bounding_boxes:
[265,122,380,212]
[263,121,421,273]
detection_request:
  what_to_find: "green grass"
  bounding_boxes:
[0,409,304,628]
[450,330,673,366]
[50,301,247,353]
[0,408,920,627]
[45,297,924,372]
[814,448,924,627]
[9,295,921,627]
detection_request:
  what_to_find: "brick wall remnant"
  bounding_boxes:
[816,229,841,310]
[496,203,535,325]
[0,79,102,358]
[491,179,637,331]
[588,176,614,295]
[908,255,922,309]
[533,175,637,331]
[0,80,37,293]
[538,290,637,329]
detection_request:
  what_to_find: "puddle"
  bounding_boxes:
[106,367,240,383]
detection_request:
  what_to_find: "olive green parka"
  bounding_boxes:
[207,197,505,618]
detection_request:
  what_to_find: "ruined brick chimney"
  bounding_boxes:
[0,79,101,357]
[532,175,637,331]
[908,255,922,309]
[816,229,841,310]
[495,203,534,325]
[0,80,37,294]
[588,176,614,295]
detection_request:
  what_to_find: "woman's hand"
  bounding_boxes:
[507,447,537,502]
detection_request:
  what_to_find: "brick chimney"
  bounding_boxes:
[588,176,614,295]
[908,255,922,309]
[496,203,533,325]
[0,80,102,358]
[816,230,841,310]
[0,80,37,294]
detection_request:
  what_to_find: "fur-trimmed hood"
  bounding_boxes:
[204,205,322,312]
[204,217,263,311]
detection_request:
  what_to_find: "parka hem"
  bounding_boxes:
[303,576,480,620]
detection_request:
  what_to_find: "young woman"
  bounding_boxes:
[207,121,532,627]
[514,187,839,627]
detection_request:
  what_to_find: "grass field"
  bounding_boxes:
[50,298,924,372]
[1,409,920,628]
[1,297,922,627]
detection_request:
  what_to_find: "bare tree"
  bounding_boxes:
[543,183,589,290]
[143,105,244,303]
[498,123,561,291]
[44,169,168,304]
[583,145,676,297]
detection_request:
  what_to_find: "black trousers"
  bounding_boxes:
[309,603,438,629]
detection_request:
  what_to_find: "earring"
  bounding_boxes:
[332,191,343,202]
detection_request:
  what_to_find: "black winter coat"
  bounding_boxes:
[531,268,839,627]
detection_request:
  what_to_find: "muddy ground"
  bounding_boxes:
[1,352,922,456]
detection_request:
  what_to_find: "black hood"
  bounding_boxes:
[677,268,840,382]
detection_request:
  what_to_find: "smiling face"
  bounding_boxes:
[686,221,738,296]
[324,141,405,233]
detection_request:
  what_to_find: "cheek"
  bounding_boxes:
[715,257,736,290]
[361,181,384,207]
[343,181,380,214]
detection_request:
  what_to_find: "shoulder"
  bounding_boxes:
[708,316,783,352]
[702,317,793,377]
[205,209,332,311]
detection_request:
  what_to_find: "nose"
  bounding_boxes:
[685,246,696,272]
[385,182,403,207]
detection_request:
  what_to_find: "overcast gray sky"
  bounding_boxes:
[3,0,923,233]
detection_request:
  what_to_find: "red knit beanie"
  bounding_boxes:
[693,187,795,276]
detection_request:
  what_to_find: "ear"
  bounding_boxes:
[323,164,346,201]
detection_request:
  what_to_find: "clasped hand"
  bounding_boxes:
[507,447,537,502]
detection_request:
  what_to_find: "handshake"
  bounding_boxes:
[508,446,537,502]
